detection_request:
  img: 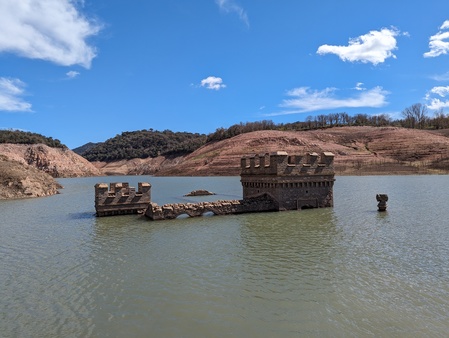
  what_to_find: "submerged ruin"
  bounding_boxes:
[94,151,335,220]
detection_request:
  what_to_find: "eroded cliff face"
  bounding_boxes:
[0,156,62,199]
[0,144,101,178]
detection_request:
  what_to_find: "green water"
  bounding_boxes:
[1,175,449,337]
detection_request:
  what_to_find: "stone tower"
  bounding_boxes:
[240,151,335,210]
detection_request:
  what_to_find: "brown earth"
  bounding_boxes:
[91,156,183,176]
[0,143,101,178]
[0,155,62,199]
[0,144,101,199]
[94,126,449,176]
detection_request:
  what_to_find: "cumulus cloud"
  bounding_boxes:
[66,70,80,79]
[215,0,249,26]
[0,0,101,68]
[317,28,399,65]
[267,86,388,116]
[425,86,449,110]
[0,77,32,112]
[200,76,226,90]
[424,20,449,58]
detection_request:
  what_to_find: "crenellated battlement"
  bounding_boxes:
[94,182,151,216]
[241,151,335,210]
[241,151,334,176]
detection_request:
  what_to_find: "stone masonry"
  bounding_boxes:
[95,182,151,216]
[95,151,335,219]
[241,151,335,210]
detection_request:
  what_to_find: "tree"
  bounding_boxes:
[401,103,428,129]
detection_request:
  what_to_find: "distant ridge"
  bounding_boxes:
[91,126,449,176]
[72,142,100,155]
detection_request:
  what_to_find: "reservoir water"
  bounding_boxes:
[1,175,449,337]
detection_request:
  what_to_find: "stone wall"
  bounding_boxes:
[145,194,277,220]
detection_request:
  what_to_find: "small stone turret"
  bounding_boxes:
[95,182,151,216]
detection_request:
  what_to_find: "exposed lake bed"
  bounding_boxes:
[1,175,449,337]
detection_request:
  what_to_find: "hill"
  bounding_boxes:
[92,126,449,176]
[0,155,62,199]
[0,130,64,148]
[0,143,101,178]
[79,129,207,162]
[0,130,101,199]
[72,142,100,155]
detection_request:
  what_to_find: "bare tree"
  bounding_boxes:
[402,103,428,129]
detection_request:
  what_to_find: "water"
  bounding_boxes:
[1,175,449,337]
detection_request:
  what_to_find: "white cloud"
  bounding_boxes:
[0,77,32,112]
[0,0,101,68]
[267,86,388,116]
[424,20,449,58]
[200,76,226,90]
[66,70,80,79]
[425,86,449,110]
[354,82,366,91]
[317,28,399,65]
[215,0,249,27]
[431,71,449,81]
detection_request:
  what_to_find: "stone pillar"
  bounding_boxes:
[376,194,388,211]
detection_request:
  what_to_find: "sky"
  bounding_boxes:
[2,1,449,149]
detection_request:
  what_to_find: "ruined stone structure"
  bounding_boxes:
[95,151,335,219]
[95,182,151,216]
[241,151,335,210]
[145,194,277,220]
[376,194,388,211]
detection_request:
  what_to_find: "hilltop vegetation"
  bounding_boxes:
[81,129,207,162]
[0,130,65,148]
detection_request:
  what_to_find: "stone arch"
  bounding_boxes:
[297,198,318,210]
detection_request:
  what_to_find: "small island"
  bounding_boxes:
[184,189,216,197]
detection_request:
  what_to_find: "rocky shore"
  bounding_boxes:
[0,156,62,199]
[0,143,100,199]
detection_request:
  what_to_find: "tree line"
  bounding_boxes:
[81,129,207,162]
[207,103,449,142]
[0,130,65,148]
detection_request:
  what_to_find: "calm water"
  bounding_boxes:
[1,175,449,337]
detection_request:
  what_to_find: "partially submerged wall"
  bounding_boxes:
[145,194,277,220]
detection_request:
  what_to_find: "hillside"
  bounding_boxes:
[80,129,207,162]
[92,126,449,176]
[0,143,101,178]
[0,156,62,199]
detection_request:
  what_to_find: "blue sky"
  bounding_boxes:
[2,0,449,148]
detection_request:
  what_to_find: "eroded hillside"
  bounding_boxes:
[93,126,449,176]
[0,144,101,178]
